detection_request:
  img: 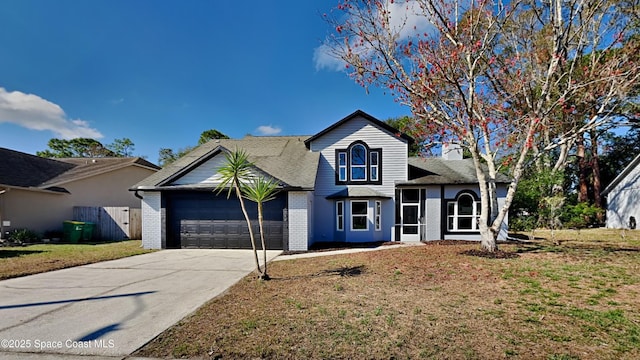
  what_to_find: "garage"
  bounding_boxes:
[165,191,287,249]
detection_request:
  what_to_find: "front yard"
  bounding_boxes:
[136,229,640,359]
[0,240,152,280]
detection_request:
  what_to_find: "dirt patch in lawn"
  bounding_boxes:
[136,231,640,360]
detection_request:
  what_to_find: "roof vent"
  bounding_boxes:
[92,159,97,163]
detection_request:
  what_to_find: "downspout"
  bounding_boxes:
[134,189,143,199]
[0,188,7,240]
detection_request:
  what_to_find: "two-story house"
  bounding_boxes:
[133,110,509,251]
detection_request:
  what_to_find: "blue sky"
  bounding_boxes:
[0,0,410,164]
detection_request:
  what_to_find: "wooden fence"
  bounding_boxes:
[73,207,142,241]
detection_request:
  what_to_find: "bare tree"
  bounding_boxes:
[322,0,639,251]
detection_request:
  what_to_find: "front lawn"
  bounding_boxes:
[136,229,640,359]
[0,240,152,280]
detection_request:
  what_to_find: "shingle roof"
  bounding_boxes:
[0,148,74,189]
[326,187,392,199]
[602,152,640,196]
[0,147,160,192]
[402,157,511,185]
[45,157,160,187]
[132,136,320,190]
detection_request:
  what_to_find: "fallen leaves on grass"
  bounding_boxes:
[136,235,640,359]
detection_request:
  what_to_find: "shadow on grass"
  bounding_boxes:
[271,265,367,281]
[319,265,366,277]
[513,241,640,255]
[460,249,520,259]
[0,249,46,259]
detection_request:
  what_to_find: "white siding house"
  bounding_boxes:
[305,111,410,244]
[133,110,510,251]
[603,153,640,229]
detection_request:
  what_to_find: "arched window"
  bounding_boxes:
[335,141,382,184]
[350,144,367,181]
[447,192,480,231]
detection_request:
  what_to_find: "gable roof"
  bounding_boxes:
[0,148,75,189]
[44,157,160,187]
[602,152,640,196]
[303,109,414,148]
[133,136,320,191]
[0,147,160,192]
[401,157,511,185]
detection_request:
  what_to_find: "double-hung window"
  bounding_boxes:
[336,201,344,231]
[351,200,369,231]
[335,141,382,185]
[338,153,347,182]
[374,200,382,231]
[370,152,379,182]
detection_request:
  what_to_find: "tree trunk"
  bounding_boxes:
[234,181,262,276]
[480,227,498,252]
[576,134,590,203]
[257,204,270,280]
[469,145,499,253]
[589,130,602,209]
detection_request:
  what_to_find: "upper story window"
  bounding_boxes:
[335,141,382,185]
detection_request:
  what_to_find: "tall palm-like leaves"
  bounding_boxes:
[242,176,280,280]
[214,149,262,276]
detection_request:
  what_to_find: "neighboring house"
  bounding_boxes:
[133,110,509,251]
[0,148,160,238]
[603,153,640,229]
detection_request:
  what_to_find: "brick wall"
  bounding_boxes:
[288,191,310,251]
[141,192,162,249]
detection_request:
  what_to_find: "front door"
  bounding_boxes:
[400,189,421,241]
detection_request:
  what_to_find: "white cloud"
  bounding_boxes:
[388,0,433,38]
[255,125,282,136]
[0,87,102,139]
[313,0,434,72]
[313,44,347,72]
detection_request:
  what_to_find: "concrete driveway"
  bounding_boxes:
[0,249,281,358]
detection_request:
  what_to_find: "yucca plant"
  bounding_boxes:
[242,176,280,280]
[214,149,262,276]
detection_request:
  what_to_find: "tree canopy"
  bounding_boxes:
[158,129,229,167]
[324,0,640,251]
[37,138,136,158]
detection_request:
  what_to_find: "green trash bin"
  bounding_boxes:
[63,221,84,243]
[82,222,95,242]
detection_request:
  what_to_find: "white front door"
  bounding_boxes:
[400,189,421,241]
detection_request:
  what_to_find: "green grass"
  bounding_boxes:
[0,240,152,280]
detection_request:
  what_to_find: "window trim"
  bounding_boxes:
[370,151,379,182]
[350,143,367,181]
[446,192,480,232]
[336,201,344,231]
[350,200,369,231]
[375,200,382,231]
[335,141,382,185]
[338,152,347,182]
